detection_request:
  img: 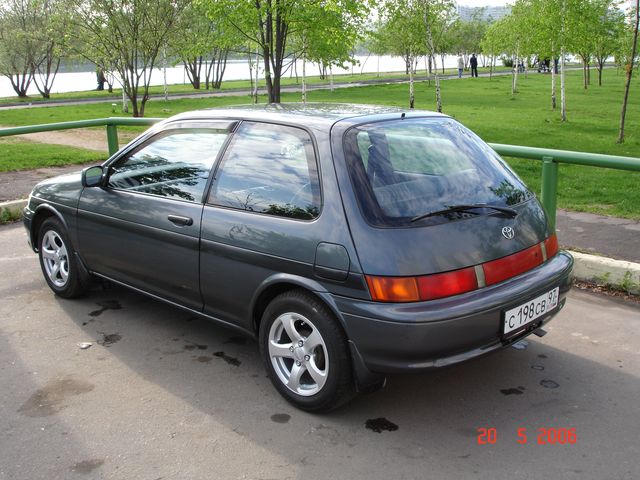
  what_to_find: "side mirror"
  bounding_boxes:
[82,166,104,187]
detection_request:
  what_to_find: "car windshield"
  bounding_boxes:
[342,117,534,227]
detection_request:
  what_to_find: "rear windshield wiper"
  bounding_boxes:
[410,204,518,223]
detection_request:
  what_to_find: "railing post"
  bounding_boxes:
[106,123,119,156]
[541,156,559,230]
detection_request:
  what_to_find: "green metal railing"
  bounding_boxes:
[0,117,162,158]
[1,117,639,229]
[488,143,640,229]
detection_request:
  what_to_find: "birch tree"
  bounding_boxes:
[618,1,639,143]
[73,0,188,117]
[202,0,371,104]
[0,0,39,97]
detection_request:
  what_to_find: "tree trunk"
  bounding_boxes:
[561,47,567,122]
[512,51,519,96]
[551,54,557,109]
[253,47,259,103]
[184,56,202,89]
[617,0,639,143]
[301,39,307,104]
[409,54,415,109]
[424,5,441,112]
[596,57,604,86]
[8,72,33,97]
[33,50,60,99]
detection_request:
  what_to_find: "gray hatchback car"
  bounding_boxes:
[24,104,573,411]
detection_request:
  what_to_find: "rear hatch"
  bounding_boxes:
[332,115,557,301]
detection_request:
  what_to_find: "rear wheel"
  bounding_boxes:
[38,217,86,298]
[259,290,356,412]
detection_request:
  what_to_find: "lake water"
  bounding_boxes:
[0,55,462,98]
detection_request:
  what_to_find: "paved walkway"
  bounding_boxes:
[556,209,640,263]
[0,68,522,110]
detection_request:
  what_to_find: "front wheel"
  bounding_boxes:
[259,290,356,412]
[38,217,86,298]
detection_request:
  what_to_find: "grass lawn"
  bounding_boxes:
[0,137,104,172]
[1,68,638,218]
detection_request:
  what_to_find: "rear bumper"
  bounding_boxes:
[335,251,574,373]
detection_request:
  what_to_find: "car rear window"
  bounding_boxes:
[343,118,533,227]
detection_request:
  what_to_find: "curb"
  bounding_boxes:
[568,250,640,295]
[0,198,26,222]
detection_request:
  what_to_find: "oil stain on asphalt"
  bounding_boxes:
[18,376,94,417]
[365,417,399,433]
[89,300,122,317]
[213,351,241,366]
[69,459,104,474]
[97,332,121,347]
[540,379,560,389]
[270,413,291,423]
[500,386,526,395]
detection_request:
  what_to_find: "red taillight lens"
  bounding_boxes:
[417,267,478,301]
[365,275,420,302]
[366,267,478,303]
[482,244,544,286]
[544,233,559,258]
[366,235,560,302]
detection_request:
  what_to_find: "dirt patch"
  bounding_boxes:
[0,128,140,201]
[12,128,109,152]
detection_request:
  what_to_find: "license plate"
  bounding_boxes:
[503,287,559,336]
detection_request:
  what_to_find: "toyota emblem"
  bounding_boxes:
[502,226,515,239]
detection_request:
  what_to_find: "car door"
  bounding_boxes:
[77,121,234,310]
[199,121,324,328]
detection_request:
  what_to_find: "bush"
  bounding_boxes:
[502,57,513,67]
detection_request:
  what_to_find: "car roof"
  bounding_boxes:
[166,103,448,130]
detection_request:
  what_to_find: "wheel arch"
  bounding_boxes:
[30,204,69,252]
[251,274,386,395]
[249,274,347,337]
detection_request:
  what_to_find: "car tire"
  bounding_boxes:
[37,217,86,298]
[259,289,356,412]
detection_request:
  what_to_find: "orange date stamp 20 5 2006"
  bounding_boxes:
[477,427,577,445]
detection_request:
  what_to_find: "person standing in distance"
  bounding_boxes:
[457,55,464,78]
[470,54,478,78]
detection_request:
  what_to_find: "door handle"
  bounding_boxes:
[167,214,193,226]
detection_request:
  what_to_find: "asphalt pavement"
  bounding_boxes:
[1,222,639,480]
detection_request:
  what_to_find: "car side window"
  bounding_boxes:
[209,122,321,220]
[108,128,230,203]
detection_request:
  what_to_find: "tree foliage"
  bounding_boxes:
[201,0,371,103]
[72,0,187,117]
[0,0,71,98]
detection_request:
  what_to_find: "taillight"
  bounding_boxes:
[365,276,420,302]
[482,243,544,286]
[365,235,560,302]
[365,267,478,303]
[417,267,478,301]
[544,233,559,258]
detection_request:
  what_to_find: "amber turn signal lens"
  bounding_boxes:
[365,275,420,302]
